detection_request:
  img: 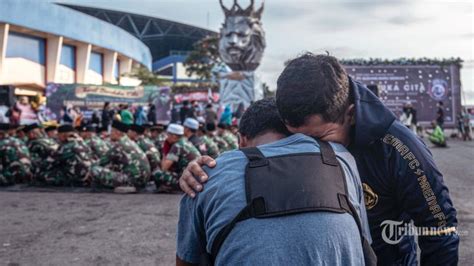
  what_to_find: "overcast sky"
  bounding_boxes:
[55,0,474,104]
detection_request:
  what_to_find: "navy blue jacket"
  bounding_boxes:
[348,77,459,265]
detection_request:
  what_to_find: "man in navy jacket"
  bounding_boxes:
[179,53,459,265]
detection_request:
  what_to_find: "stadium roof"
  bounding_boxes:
[60,4,217,62]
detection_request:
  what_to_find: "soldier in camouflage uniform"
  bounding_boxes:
[16,125,28,144]
[81,125,111,162]
[150,124,167,154]
[197,124,220,158]
[0,124,32,185]
[128,124,161,171]
[95,121,151,188]
[152,124,200,191]
[24,123,59,184]
[217,123,238,151]
[183,118,208,155]
[42,125,95,186]
[44,125,59,145]
[98,126,110,141]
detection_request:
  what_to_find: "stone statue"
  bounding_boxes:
[218,0,265,108]
[218,0,265,71]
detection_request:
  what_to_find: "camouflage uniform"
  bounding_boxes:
[152,137,200,189]
[48,137,60,146]
[0,136,32,185]
[28,137,59,183]
[188,134,208,156]
[136,135,161,171]
[98,135,151,188]
[43,134,94,186]
[222,131,238,150]
[212,134,231,153]
[85,135,111,162]
[201,135,220,158]
[154,132,167,153]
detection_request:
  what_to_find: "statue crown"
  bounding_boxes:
[219,0,264,19]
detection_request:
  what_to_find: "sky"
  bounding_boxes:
[54,0,474,104]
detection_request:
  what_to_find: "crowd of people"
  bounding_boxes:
[0,101,241,193]
[398,101,472,148]
[0,53,463,265]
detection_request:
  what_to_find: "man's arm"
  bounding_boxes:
[383,133,459,265]
[176,193,206,265]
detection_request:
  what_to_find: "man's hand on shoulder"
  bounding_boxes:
[179,155,217,198]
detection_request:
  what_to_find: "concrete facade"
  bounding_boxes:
[0,0,152,91]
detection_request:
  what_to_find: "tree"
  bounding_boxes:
[183,35,221,81]
[126,66,167,86]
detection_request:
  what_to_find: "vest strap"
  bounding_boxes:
[318,140,339,166]
[241,147,268,167]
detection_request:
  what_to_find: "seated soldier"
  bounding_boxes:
[128,124,161,172]
[95,121,150,191]
[184,118,207,155]
[150,124,166,154]
[176,98,372,265]
[43,125,94,186]
[81,125,111,162]
[152,124,200,192]
[0,123,32,185]
[24,123,59,183]
[207,123,229,153]
[217,123,238,150]
[44,125,59,144]
[97,126,109,141]
[197,124,220,159]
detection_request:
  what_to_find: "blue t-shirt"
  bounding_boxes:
[177,133,371,265]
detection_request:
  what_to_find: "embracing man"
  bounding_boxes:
[180,54,459,265]
[176,98,372,265]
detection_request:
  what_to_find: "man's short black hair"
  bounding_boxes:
[276,53,351,127]
[239,98,291,139]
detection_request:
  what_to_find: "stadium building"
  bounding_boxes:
[61,4,216,83]
[0,0,216,99]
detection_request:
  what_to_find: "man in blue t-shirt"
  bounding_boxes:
[176,98,370,265]
[179,54,459,265]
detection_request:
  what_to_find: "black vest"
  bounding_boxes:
[200,141,377,266]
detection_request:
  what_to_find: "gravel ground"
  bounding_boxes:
[0,140,473,265]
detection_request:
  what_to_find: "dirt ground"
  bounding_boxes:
[0,140,473,265]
